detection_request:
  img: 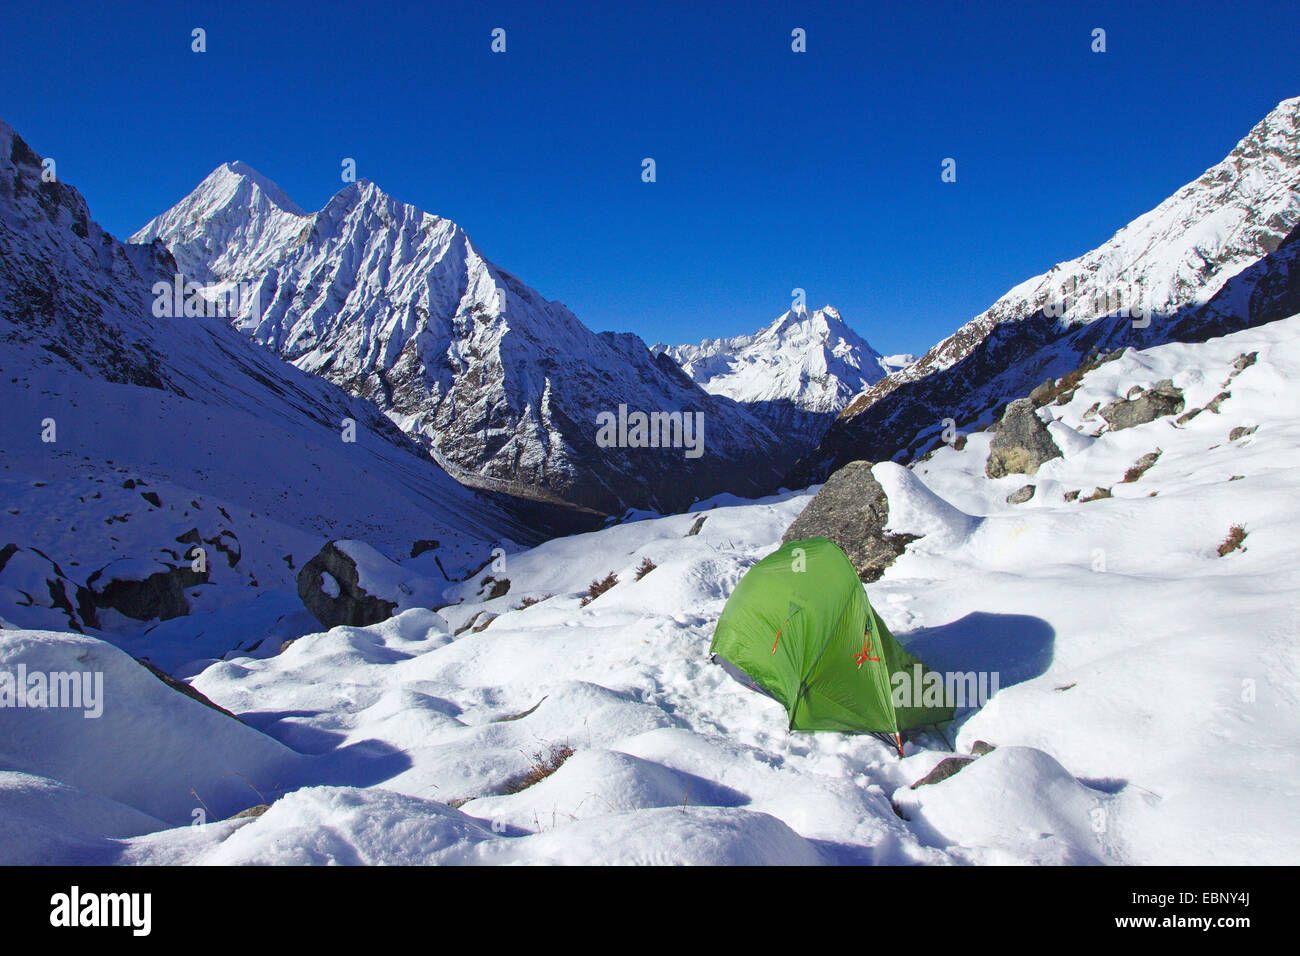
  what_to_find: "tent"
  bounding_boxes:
[709,537,953,753]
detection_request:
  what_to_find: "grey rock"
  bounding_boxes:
[1121,449,1162,482]
[782,461,918,583]
[1006,484,1036,504]
[1229,425,1258,441]
[297,541,397,629]
[970,740,997,757]
[686,515,707,537]
[227,804,270,820]
[1100,380,1185,430]
[1204,391,1231,414]
[1029,378,1056,405]
[910,756,975,788]
[86,561,206,621]
[985,399,1063,478]
[409,538,440,558]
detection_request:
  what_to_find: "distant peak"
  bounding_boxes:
[199,161,305,216]
[769,304,842,332]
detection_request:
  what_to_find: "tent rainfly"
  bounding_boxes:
[709,537,953,754]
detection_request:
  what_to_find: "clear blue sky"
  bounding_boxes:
[2,0,1295,356]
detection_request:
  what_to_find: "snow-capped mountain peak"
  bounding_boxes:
[132,161,308,284]
[653,304,888,439]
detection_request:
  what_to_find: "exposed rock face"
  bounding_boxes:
[85,560,207,621]
[1121,450,1162,482]
[1204,391,1231,414]
[1229,425,1258,441]
[782,461,917,582]
[297,540,444,630]
[985,400,1063,478]
[1100,380,1185,430]
[0,544,98,631]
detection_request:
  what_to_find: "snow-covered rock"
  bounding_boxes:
[296,540,446,629]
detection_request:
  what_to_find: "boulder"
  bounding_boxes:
[1006,484,1036,505]
[782,461,918,582]
[1204,391,1231,414]
[86,558,205,621]
[409,538,440,559]
[1028,378,1056,406]
[0,544,98,632]
[985,399,1063,478]
[1229,425,1258,441]
[910,756,975,788]
[297,540,443,629]
[1100,379,1185,430]
[1121,449,1162,483]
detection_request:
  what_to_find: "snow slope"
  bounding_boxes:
[5,315,1296,865]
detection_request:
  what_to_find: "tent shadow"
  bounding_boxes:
[238,709,346,754]
[305,738,415,790]
[898,611,1056,690]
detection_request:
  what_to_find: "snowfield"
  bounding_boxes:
[3,317,1299,865]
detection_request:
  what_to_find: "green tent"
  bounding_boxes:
[709,537,953,752]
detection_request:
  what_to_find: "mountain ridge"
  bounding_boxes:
[133,165,790,514]
[789,95,1300,481]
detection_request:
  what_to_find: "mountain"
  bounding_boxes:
[0,118,557,652]
[790,95,1300,481]
[132,170,786,515]
[652,305,888,440]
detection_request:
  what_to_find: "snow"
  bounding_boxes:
[873,461,978,549]
[4,314,1298,865]
[0,630,297,828]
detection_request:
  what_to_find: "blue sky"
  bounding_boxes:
[2,0,1296,355]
